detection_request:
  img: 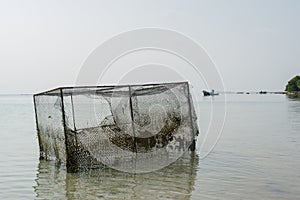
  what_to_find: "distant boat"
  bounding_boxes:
[259,91,267,94]
[203,89,219,96]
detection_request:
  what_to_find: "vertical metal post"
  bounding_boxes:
[186,82,196,151]
[33,95,44,159]
[61,88,78,172]
[70,93,76,131]
[128,86,137,153]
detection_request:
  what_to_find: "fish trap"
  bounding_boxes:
[33,82,198,173]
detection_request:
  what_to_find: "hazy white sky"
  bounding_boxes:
[0,0,299,94]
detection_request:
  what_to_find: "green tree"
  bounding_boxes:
[297,80,300,89]
[285,75,300,92]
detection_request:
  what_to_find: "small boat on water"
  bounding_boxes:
[203,89,219,96]
[259,91,267,94]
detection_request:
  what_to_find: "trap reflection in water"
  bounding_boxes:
[33,152,198,200]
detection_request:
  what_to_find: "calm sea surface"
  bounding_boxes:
[0,94,300,199]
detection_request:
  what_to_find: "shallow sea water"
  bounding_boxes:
[0,94,300,199]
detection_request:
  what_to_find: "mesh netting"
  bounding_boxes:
[34,82,199,173]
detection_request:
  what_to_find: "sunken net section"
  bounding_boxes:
[34,82,198,173]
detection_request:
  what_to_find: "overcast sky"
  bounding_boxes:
[0,0,299,94]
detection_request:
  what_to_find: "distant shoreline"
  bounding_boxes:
[0,91,298,97]
[286,91,300,98]
[0,94,32,96]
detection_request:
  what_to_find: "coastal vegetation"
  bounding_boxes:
[285,75,300,98]
[285,75,300,92]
